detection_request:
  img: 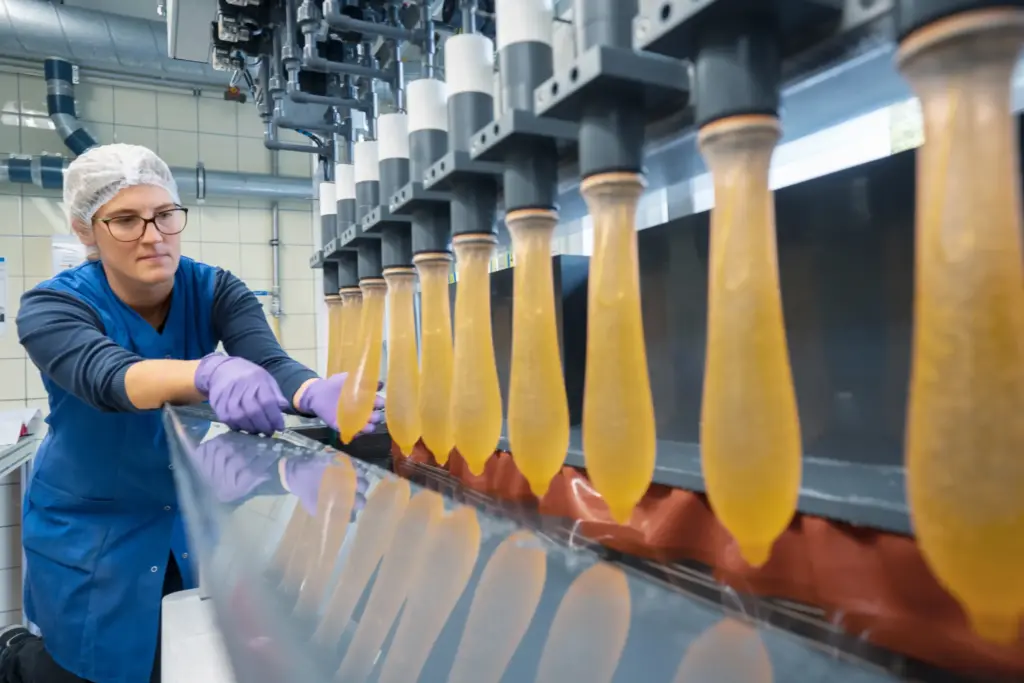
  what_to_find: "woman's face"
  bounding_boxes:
[80,184,184,286]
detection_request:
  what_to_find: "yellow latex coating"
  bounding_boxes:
[337,279,386,443]
[325,296,343,376]
[447,531,547,683]
[698,115,802,568]
[451,234,503,474]
[377,505,481,683]
[336,491,444,682]
[383,268,422,455]
[897,8,1024,643]
[294,460,356,615]
[415,253,455,464]
[580,172,657,524]
[313,477,410,646]
[672,618,773,683]
[534,563,631,683]
[506,210,570,498]
[338,288,363,376]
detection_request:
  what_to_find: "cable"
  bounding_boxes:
[296,129,326,147]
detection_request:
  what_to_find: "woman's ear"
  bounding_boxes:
[71,218,96,247]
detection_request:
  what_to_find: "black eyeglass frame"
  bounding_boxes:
[94,206,190,243]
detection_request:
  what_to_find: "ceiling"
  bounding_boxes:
[60,0,165,21]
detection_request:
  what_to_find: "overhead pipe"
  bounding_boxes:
[44,58,99,155]
[35,57,314,200]
[0,155,68,189]
[286,74,364,109]
[265,121,332,156]
[0,0,229,88]
[289,0,390,82]
[321,0,422,42]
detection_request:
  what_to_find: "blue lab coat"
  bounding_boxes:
[22,258,217,682]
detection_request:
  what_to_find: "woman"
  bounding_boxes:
[0,143,380,683]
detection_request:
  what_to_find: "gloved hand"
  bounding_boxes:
[195,353,288,436]
[297,372,384,436]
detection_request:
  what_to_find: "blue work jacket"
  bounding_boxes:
[22,258,217,683]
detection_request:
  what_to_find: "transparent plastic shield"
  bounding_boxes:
[164,406,904,683]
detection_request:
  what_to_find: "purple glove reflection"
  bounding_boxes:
[297,372,385,436]
[196,353,288,436]
[189,432,282,504]
[284,456,369,519]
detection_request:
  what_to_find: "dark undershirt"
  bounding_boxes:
[15,268,317,413]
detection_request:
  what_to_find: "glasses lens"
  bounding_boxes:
[106,216,145,241]
[155,208,187,235]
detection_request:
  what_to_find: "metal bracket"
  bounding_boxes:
[360,205,412,234]
[470,109,579,163]
[389,180,451,216]
[422,149,503,192]
[534,45,690,122]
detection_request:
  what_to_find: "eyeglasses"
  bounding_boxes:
[95,207,189,243]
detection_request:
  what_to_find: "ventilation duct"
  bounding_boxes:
[0,58,313,200]
[0,0,228,87]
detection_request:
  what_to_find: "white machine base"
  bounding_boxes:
[162,589,236,683]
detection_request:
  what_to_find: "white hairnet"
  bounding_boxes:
[64,143,181,224]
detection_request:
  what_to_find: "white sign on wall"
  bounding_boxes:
[51,235,87,275]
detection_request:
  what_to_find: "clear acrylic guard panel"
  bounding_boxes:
[162,406,904,683]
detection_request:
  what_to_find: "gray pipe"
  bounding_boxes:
[0,0,229,87]
[0,155,313,200]
[271,152,283,320]
[264,120,331,156]
[286,71,364,109]
[322,0,421,42]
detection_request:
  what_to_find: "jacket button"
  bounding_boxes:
[164,506,171,511]
[182,553,188,559]
[150,566,158,573]
[168,464,174,470]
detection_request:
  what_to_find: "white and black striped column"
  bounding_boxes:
[445,33,499,236]
[354,140,380,224]
[377,112,410,205]
[378,112,413,269]
[319,180,336,249]
[335,160,357,236]
[445,33,495,155]
[406,78,450,256]
[495,0,559,211]
[407,79,448,184]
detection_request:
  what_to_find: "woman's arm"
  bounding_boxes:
[17,288,204,411]
[211,270,318,409]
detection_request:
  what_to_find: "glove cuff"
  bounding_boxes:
[296,378,323,415]
[194,353,230,395]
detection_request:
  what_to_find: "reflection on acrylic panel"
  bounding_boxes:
[446,531,548,683]
[535,563,632,683]
[295,461,357,615]
[376,505,482,683]
[672,618,773,683]
[312,477,411,647]
[335,491,445,682]
[170,408,907,683]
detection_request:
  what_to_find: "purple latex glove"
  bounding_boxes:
[196,353,288,436]
[297,372,384,435]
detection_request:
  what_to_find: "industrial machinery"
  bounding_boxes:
[40,0,1021,679]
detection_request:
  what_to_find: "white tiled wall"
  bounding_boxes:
[0,69,327,617]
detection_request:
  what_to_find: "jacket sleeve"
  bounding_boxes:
[211,269,318,402]
[16,288,142,412]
